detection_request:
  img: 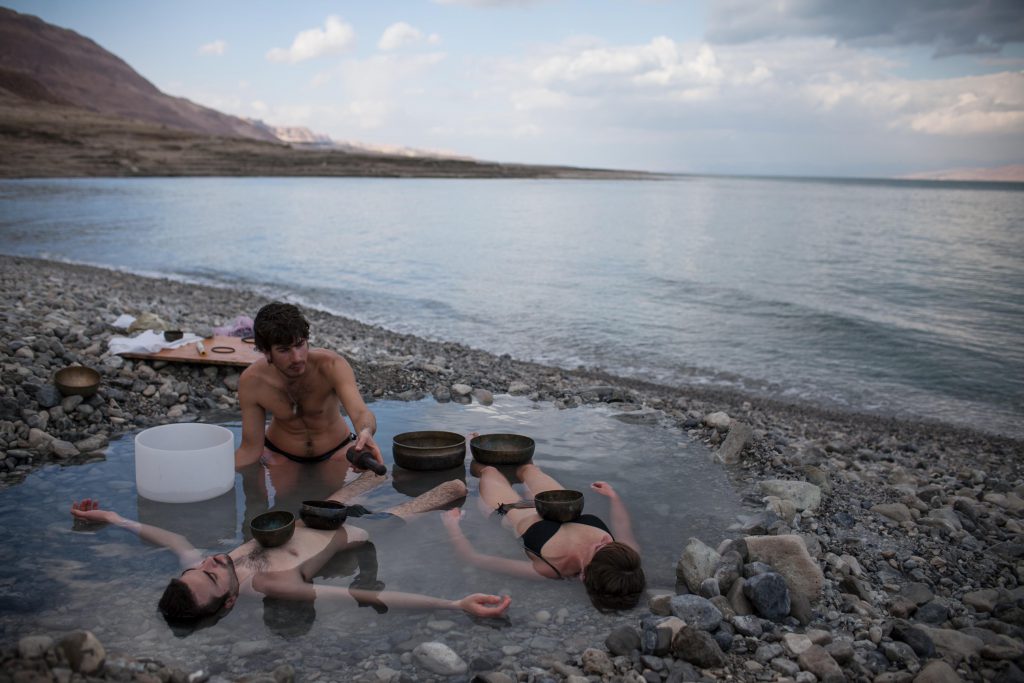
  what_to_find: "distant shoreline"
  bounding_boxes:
[0,102,670,181]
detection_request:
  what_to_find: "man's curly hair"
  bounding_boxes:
[583,542,645,610]
[253,302,310,352]
[158,578,227,625]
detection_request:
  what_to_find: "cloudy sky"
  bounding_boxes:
[6,0,1024,176]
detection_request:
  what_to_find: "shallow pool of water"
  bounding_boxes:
[0,397,745,677]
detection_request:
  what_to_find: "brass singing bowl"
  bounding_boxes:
[54,366,101,397]
[392,431,466,471]
[250,510,295,547]
[534,489,584,522]
[299,500,348,530]
[469,433,535,466]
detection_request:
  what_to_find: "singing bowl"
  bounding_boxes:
[534,489,584,522]
[54,366,101,397]
[251,510,295,547]
[469,433,535,466]
[392,431,466,471]
[300,500,348,530]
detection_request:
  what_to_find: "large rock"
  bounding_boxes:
[797,645,843,683]
[913,660,963,683]
[671,626,726,668]
[18,635,53,659]
[412,642,467,675]
[58,631,105,675]
[703,411,732,430]
[743,572,791,622]
[757,479,822,511]
[744,535,824,601]
[606,625,641,656]
[871,502,914,523]
[714,421,752,465]
[920,627,983,664]
[676,537,721,592]
[580,648,615,677]
[668,594,723,631]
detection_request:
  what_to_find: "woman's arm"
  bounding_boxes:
[591,482,640,552]
[441,510,550,580]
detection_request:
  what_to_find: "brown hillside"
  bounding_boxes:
[0,7,276,141]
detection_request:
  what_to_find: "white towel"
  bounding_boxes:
[108,330,204,355]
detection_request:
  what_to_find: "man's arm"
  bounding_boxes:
[235,370,267,469]
[590,482,640,552]
[325,352,383,467]
[253,571,511,618]
[71,499,201,568]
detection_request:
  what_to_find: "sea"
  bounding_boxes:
[1,176,1022,438]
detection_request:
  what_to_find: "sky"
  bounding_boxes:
[5,0,1024,176]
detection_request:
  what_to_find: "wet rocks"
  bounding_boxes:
[4,255,1024,682]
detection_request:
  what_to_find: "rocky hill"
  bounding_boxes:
[0,7,276,141]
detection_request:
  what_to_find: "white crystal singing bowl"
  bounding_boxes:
[135,423,235,503]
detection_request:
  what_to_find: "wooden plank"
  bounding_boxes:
[121,335,263,367]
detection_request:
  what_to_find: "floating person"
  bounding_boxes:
[442,462,645,610]
[70,479,511,626]
[234,302,384,476]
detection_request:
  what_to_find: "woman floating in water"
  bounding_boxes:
[442,462,645,610]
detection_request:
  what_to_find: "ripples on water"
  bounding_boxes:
[0,176,1021,436]
[0,398,740,676]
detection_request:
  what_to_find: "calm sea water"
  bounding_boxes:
[1,176,1022,437]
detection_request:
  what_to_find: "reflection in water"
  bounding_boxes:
[0,397,746,678]
[137,489,237,548]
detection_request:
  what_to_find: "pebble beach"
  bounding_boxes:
[2,252,1024,683]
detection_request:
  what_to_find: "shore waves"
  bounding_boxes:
[2,253,1023,682]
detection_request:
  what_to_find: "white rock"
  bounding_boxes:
[413,641,467,675]
[19,635,53,659]
[677,537,722,593]
[450,383,473,397]
[757,479,822,511]
[508,381,531,395]
[704,411,732,430]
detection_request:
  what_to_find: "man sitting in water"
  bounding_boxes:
[234,302,384,471]
[70,478,511,625]
[442,462,645,610]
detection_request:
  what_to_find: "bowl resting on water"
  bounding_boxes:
[392,431,466,471]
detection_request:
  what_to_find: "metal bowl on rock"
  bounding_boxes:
[534,489,584,522]
[250,510,295,547]
[300,500,348,530]
[469,433,535,466]
[54,366,101,397]
[392,431,466,471]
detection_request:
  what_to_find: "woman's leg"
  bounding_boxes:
[517,463,564,497]
[479,465,537,533]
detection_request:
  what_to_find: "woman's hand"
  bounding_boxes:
[440,508,464,533]
[457,593,511,618]
[70,499,121,525]
[590,481,619,500]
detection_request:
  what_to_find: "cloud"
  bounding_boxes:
[491,34,1024,145]
[707,0,1024,57]
[804,71,1024,135]
[266,16,355,64]
[378,22,439,50]
[197,40,226,56]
